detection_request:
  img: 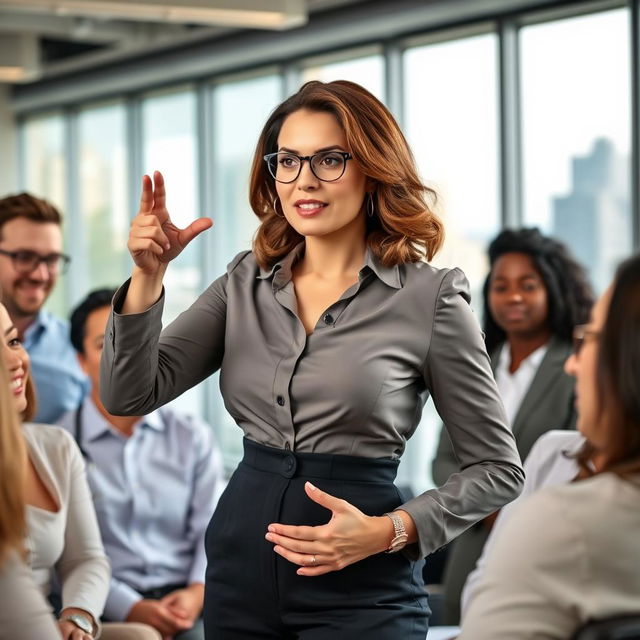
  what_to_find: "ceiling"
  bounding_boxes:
[0,0,367,84]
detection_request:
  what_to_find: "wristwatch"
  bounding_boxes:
[383,511,408,553]
[60,613,94,636]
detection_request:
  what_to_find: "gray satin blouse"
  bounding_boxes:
[101,244,524,557]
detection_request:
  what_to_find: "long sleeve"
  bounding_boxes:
[460,431,581,618]
[103,576,143,622]
[459,474,640,639]
[57,439,111,628]
[101,271,229,417]
[431,422,459,487]
[186,420,227,586]
[400,268,524,558]
[459,493,584,639]
[0,551,62,640]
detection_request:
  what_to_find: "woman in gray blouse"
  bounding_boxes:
[100,80,524,639]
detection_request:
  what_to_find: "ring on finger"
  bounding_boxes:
[310,554,317,565]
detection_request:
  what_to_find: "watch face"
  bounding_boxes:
[65,614,93,634]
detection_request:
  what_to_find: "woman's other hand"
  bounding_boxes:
[265,481,415,576]
[128,171,212,275]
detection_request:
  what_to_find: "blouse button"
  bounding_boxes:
[276,395,285,406]
[323,313,334,325]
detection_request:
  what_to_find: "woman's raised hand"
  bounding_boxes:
[128,171,213,275]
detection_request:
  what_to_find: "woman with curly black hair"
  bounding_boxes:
[432,227,594,625]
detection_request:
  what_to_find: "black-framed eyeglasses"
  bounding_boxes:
[572,324,600,355]
[0,248,71,275]
[263,151,353,184]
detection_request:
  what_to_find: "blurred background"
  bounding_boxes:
[1,0,638,491]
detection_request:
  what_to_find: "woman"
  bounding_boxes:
[432,227,593,624]
[459,254,640,639]
[1,302,164,640]
[0,301,110,639]
[101,80,524,639]
[0,350,62,639]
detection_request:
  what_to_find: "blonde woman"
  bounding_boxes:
[0,354,62,639]
[1,300,164,640]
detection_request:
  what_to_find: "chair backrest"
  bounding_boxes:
[572,615,640,640]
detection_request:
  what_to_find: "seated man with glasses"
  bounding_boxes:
[0,192,88,423]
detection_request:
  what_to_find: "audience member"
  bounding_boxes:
[460,429,585,617]
[0,300,109,639]
[0,354,62,639]
[0,193,88,423]
[59,288,225,640]
[432,227,593,623]
[459,253,640,639]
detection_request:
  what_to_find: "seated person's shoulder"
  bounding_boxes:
[155,407,217,446]
[23,422,81,463]
[526,430,585,463]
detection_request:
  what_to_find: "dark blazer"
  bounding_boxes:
[432,336,576,487]
[430,336,577,625]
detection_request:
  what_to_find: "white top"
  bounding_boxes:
[0,551,62,640]
[459,471,640,639]
[461,430,584,617]
[494,343,549,426]
[23,423,110,627]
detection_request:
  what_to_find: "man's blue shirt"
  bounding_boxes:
[57,397,225,621]
[24,310,89,424]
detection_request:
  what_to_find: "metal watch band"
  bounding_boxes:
[60,614,94,636]
[383,511,408,553]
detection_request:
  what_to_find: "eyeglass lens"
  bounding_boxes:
[13,250,67,273]
[267,152,348,183]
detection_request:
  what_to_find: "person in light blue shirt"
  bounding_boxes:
[25,309,89,423]
[58,288,225,640]
[0,192,88,423]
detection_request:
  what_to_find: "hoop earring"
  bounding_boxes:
[273,196,284,218]
[366,192,375,218]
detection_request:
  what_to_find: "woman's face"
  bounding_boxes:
[564,289,611,446]
[0,303,30,415]
[274,109,369,241]
[488,252,549,339]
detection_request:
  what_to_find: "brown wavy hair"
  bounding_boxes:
[249,80,444,270]
[575,254,640,478]
[0,356,27,565]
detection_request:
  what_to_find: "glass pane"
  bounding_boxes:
[404,33,499,492]
[521,9,631,293]
[21,114,68,318]
[78,102,128,292]
[302,54,384,101]
[211,73,282,464]
[142,88,203,418]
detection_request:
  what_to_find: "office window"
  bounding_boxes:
[521,9,631,293]
[405,32,499,299]
[211,73,282,463]
[302,52,385,101]
[78,102,128,293]
[142,88,203,418]
[21,113,68,317]
[404,32,499,491]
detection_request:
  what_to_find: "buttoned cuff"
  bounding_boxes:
[104,580,143,622]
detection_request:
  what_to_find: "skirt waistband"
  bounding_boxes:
[241,437,399,483]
